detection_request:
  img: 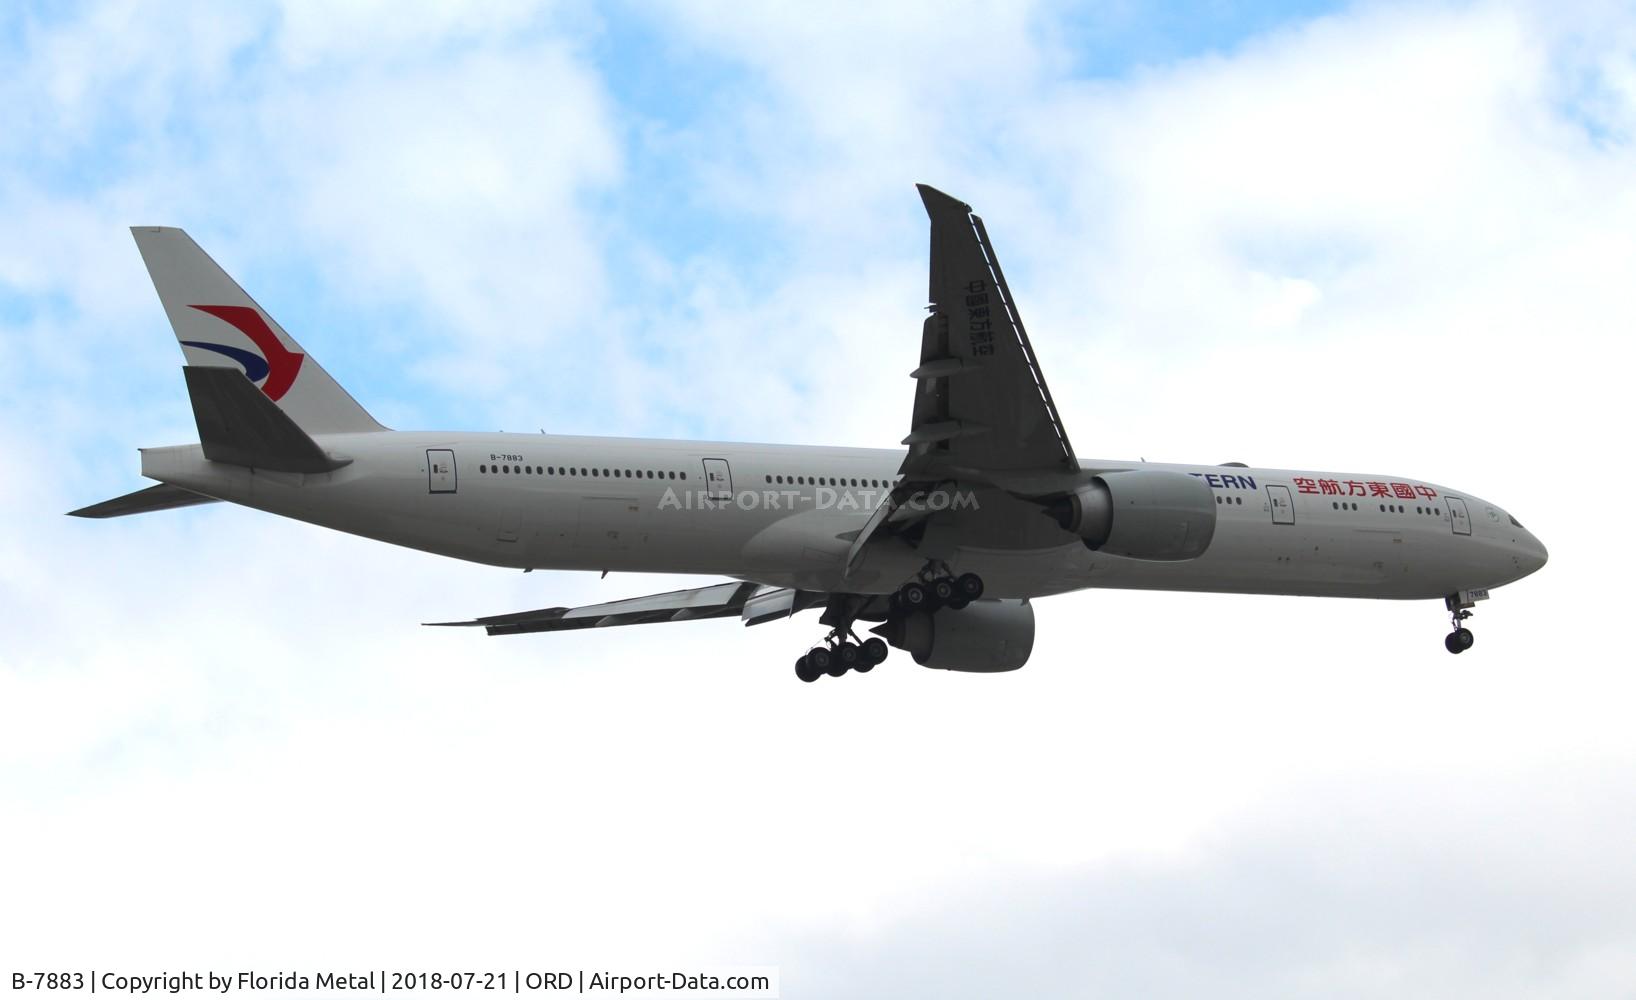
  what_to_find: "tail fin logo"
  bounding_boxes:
[181,305,305,401]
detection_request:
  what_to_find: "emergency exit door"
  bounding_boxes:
[427,449,457,494]
[1267,484,1295,524]
[1448,496,1472,535]
[702,458,732,502]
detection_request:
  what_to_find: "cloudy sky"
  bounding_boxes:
[3,1,1633,995]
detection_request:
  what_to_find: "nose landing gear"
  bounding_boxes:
[1443,591,1484,654]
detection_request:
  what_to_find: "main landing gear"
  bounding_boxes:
[1443,593,1478,655]
[791,569,987,682]
[893,565,984,614]
[795,634,888,683]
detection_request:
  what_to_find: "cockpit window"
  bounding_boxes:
[1509,514,1524,528]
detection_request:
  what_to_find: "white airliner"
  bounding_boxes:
[74,185,1547,679]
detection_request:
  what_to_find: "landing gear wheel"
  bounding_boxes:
[836,642,861,669]
[1443,597,1477,655]
[808,646,833,674]
[931,578,956,604]
[954,572,984,601]
[795,655,820,682]
[861,637,888,665]
[1443,628,1474,655]
[899,582,930,611]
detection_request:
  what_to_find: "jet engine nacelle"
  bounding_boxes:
[881,599,1035,672]
[1050,469,1217,561]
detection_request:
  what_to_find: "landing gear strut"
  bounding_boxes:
[794,594,892,682]
[1443,593,1478,655]
[790,569,986,681]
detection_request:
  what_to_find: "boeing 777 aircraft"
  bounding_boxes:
[74,185,1547,680]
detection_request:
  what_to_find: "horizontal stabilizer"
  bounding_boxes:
[184,366,349,474]
[427,582,825,636]
[67,483,220,519]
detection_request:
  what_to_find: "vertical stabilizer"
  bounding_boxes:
[130,227,385,434]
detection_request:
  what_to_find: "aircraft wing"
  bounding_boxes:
[903,184,1078,484]
[845,185,1086,577]
[426,581,828,636]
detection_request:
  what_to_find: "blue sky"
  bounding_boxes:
[4,2,1635,996]
[2,0,1365,445]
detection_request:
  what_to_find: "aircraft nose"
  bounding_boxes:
[1519,531,1548,576]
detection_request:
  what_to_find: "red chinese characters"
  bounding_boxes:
[1293,475,1439,500]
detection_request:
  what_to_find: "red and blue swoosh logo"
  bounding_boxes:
[181,304,305,401]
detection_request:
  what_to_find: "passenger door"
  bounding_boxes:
[1448,496,1472,536]
[1266,484,1295,525]
[702,458,733,502]
[427,449,457,494]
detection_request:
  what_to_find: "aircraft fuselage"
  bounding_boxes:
[139,430,1548,603]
